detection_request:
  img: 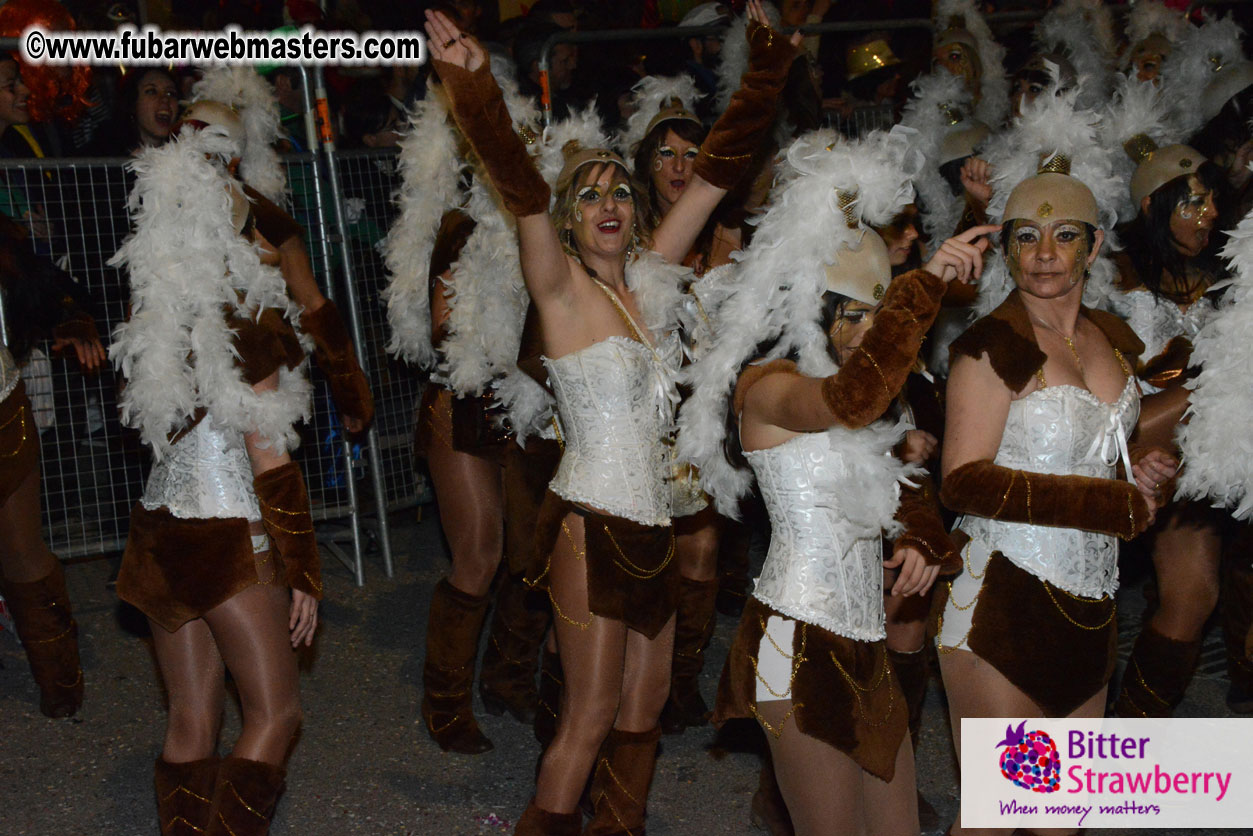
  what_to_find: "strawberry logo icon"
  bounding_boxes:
[996,721,1061,793]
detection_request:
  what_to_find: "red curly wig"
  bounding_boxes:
[0,0,91,122]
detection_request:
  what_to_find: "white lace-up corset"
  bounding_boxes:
[0,345,18,403]
[141,419,261,522]
[1109,288,1214,394]
[960,377,1140,598]
[544,336,678,527]
[745,432,886,642]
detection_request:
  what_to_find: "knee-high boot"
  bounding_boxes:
[1114,624,1202,718]
[585,726,661,836]
[480,571,550,723]
[515,799,582,836]
[534,647,563,749]
[887,647,940,831]
[1222,529,1253,713]
[204,756,285,836]
[661,577,718,734]
[422,578,494,753]
[155,756,219,835]
[1,560,83,717]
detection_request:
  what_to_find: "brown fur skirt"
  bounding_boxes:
[117,505,278,633]
[414,384,511,462]
[531,490,678,639]
[715,597,908,782]
[940,551,1117,717]
[0,382,39,507]
[502,437,562,577]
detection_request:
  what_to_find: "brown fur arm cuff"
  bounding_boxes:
[820,269,945,428]
[940,459,1152,540]
[255,462,323,599]
[301,300,375,430]
[693,20,798,190]
[892,476,961,574]
[432,61,550,217]
[51,310,99,345]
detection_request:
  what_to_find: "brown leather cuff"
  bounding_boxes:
[693,20,798,190]
[940,459,1152,540]
[301,300,374,430]
[892,477,961,574]
[51,311,99,345]
[255,462,323,599]
[819,270,945,427]
[433,61,550,217]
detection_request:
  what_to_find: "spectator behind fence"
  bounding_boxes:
[678,3,731,116]
[0,54,56,245]
[264,67,311,152]
[340,76,403,149]
[83,67,178,157]
[513,20,581,120]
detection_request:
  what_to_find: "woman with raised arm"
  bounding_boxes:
[677,126,986,835]
[424,4,798,833]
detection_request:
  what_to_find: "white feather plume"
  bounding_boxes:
[1035,0,1118,110]
[899,71,976,247]
[676,126,918,515]
[1176,208,1253,518]
[934,0,1010,128]
[380,87,462,368]
[109,127,311,460]
[1100,74,1189,222]
[715,2,781,115]
[619,74,703,158]
[820,418,923,540]
[192,65,287,205]
[1124,0,1189,53]
[537,103,612,194]
[1161,14,1244,138]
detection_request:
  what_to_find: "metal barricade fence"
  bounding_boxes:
[0,153,423,573]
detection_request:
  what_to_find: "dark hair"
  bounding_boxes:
[631,117,706,221]
[513,22,566,76]
[94,66,177,155]
[1119,160,1226,301]
[938,156,968,197]
[1192,83,1253,160]
[340,79,395,149]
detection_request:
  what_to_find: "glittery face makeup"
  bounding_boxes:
[652,128,700,213]
[1008,219,1092,293]
[566,162,637,258]
[1168,175,1216,257]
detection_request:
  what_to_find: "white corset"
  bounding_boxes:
[960,378,1140,599]
[0,345,18,403]
[544,337,677,527]
[746,432,888,642]
[141,420,261,522]
[1108,288,1215,394]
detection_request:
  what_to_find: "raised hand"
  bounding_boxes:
[424,9,485,72]
[923,224,999,285]
[961,156,993,208]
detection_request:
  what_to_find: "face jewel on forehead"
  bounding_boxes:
[1038,202,1053,218]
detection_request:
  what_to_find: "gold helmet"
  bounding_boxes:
[1003,156,1099,228]
[1126,141,1205,209]
[847,39,902,81]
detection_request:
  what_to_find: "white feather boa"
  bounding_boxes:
[677,127,918,516]
[1035,0,1118,110]
[818,418,923,541]
[192,66,286,205]
[1175,206,1253,518]
[1124,0,1189,57]
[714,2,781,115]
[109,128,311,460]
[1162,15,1245,139]
[934,0,1010,129]
[619,75,703,157]
[899,71,976,248]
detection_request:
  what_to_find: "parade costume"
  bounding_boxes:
[933,0,1009,130]
[110,114,318,836]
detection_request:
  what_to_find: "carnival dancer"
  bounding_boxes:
[678,124,982,835]
[383,58,553,752]
[1120,0,1188,85]
[932,0,1009,131]
[423,4,798,832]
[936,82,1175,836]
[111,108,321,836]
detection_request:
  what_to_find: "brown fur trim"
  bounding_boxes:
[205,757,285,836]
[227,305,303,386]
[254,462,322,599]
[732,358,801,417]
[821,269,946,428]
[532,491,678,639]
[1113,623,1200,718]
[893,476,961,573]
[586,725,662,835]
[1086,306,1145,363]
[967,552,1116,717]
[50,310,98,345]
[693,21,798,190]
[430,210,476,289]
[301,299,375,429]
[1139,335,1194,390]
[116,505,257,633]
[515,801,582,836]
[155,756,219,835]
[0,383,38,507]
[243,184,302,247]
[940,459,1152,540]
[0,559,83,717]
[433,61,551,218]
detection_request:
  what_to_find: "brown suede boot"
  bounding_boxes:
[205,756,285,836]
[585,726,661,836]
[749,756,793,836]
[515,799,582,836]
[422,578,494,754]
[155,756,219,835]
[1114,624,1202,718]
[534,648,563,749]
[2,560,83,718]
[480,571,550,724]
[661,577,718,735]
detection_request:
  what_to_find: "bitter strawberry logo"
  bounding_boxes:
[996,721,1061,793]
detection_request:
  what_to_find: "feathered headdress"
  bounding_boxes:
[1124,0,1189,66]
[192,65,287,205]
[1176,201,1253,519]
[714,1,781,115]
[1161,14,1251,138]
[109,126,311,460]
[677,126,920,515]
[934,0,1009,128]
[1034,0,1118,110]
[973,69,1123,316]
[619,74,704,159]
[1100,73,1190,221]
[899,71,981,247]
